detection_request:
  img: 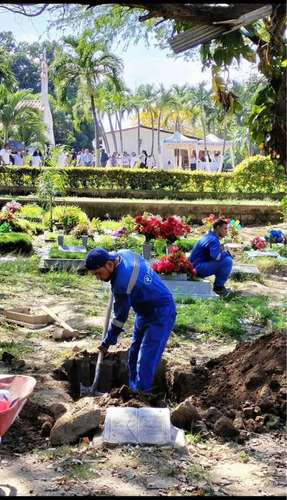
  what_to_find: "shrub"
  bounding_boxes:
[43,205,88,232]
[94,234,114,251]
[0,232,33,254]
[232,155,285,193]
[0,222,11,232]
[19,203,45,222]
[273,244,287,258]
[69,222,95,238]
[280,195,287,223]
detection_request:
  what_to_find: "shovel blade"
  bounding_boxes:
[79,382,107,397]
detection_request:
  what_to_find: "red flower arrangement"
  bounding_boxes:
[134,212,162,242]
[250,236,267,250]
[159,215,190,244]
[134,213,191,244]
[151,246,197,279]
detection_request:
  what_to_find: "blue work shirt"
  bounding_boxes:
[189,230,229,267]
[102,250,175,348]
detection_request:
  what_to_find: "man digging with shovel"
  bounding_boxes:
[85,247,176,393]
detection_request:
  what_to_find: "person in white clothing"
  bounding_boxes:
[30,155,42,166]
[147,154,156,168]
[122,151,131,167]
[130,151,138,167]
[0,143,11,165]
[13,150,24,166]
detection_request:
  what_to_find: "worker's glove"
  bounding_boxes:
[98,344,109,355]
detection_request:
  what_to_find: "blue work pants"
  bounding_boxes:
[128,302,176,392]
[195,254,233,287]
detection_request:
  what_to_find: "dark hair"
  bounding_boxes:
[213,218,228,230]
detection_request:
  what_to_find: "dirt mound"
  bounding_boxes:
[166,331,286,436]
[0,400,54,455]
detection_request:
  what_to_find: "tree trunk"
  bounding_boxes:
[115,111,123,153]
[218,122,227,173]
[99,118,110,155]
[201,108,210,172]
[151,112,154,155]
[137,108,141,155]
[91,94,101,167]
[108,113,118,153]
[157,112,163,169]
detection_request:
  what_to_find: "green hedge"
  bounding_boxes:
[0,166,233,192]
[0,156,284,194]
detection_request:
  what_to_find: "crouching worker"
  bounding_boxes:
[85,247,177,393]
[189,218,233,296]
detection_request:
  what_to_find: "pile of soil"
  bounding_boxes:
[1,331,285,455]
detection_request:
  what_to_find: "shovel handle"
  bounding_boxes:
[41,306,76,332]
[88,291,113,394]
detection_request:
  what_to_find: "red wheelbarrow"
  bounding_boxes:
[0,374,37,443]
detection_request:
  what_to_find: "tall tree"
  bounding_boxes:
[52,28,124,166]
[154,84,175,169]
[0,85,43,143]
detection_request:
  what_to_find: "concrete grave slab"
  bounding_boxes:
[161,279,219,299]
[104,406,186,449]
[58,244,87,253]
[245,250,280,258]
[231,264,260,276]
[43,258,86,270]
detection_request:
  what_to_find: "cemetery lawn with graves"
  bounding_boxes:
[0,200,286,496]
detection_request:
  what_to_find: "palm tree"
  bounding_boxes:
[188,83,212,170]
[52,28,124,166]
[17,114,50,152]
[136,84,158,155]
[0,85,43,143]
[0,51,16,92]
[154,84,176,169]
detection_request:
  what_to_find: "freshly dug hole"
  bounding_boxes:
[52,349,168,399]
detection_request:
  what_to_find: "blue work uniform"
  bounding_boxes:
[189,231,232,287]
[101,250,177,392]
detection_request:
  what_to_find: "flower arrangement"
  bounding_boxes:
[250,236,268,250]
[2,200,21,214]
[111,226,127,237]
[151,246,197,279]
[264,229,284,245]
[201,213,230,231]
[133,212,162,242]
[159,215,191,245]
[134,213,191,245]
[228,219,242,241]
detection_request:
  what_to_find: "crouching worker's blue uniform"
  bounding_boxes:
[189,231,232,287]
[101,250,176,393]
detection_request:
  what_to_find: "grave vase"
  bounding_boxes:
[166,245,174,255]
[141,242,153,260]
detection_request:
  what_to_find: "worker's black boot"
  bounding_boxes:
[213,285,233,296]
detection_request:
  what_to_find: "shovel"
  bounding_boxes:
[80,291,113,397]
